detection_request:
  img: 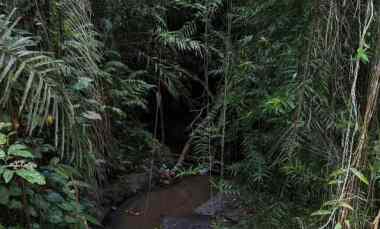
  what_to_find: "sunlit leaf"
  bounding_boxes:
[16,169,46,185]
[8,144,34,158]
[311,209,331,216]
[84,214,102,226]
[0,122,12,132]
[0,133,6,145]
[350,168,369,185]
[356,47,369,63]
[335,223,342,229]
[0,149,5,159]
[82,111,102,120]
[339,202,353,211]
[3,169,14,183]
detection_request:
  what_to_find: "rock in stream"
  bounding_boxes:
[161,215,211,229]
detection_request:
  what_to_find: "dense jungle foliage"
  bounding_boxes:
[2,0,380,228]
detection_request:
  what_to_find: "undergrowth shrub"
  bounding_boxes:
[0,122,99,229]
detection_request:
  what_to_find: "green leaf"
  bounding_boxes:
[335,223,342,229]
[356,47,369,63]
[350,168,369,185]
[0,186,10,205]
[33,195,50,210]
[59,201,76,212]
[0,133,7,145]
[8,144,34,158]
[3,169,14,183]
[9,199,23,209]
[82,111,102,120]
[9,184,22,196]
[55,164,82,178]
[0,122,12,132]
[328,180,342,185]
[31,223,40,229]
[84,214,102,226]
[16,169,46,185]
[0,149,5,159]
[64,215,79,224]
[38,144,55,154]
[338,202,353,211]
[46,192,64,203]
[73,77,93,90]
[329,168,345,178]
[311,209,331,216]
[47,207,64,224]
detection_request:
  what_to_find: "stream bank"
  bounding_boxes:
[104,176,211,229]
[102,175,243,229]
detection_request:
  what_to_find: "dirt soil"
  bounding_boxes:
[105,176,213,229]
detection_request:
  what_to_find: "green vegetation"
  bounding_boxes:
[2,0,380,228]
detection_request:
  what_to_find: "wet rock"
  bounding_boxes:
[194,193,243,223]
[123,172,155,193]
[194,194,225,216]
[160,193,242,229]
[98,172,157,223]
[102,173,153,204]
[161,215,211,229]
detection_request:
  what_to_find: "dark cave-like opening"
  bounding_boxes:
[145,77,206,156]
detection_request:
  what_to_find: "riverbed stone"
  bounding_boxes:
[161,215,211,229]
[194,193,242,222]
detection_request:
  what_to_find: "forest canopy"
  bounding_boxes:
[1,0,380,229]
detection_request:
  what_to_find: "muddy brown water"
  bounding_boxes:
[105,176,213,229]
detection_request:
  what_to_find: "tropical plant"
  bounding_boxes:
[0,121,99,228]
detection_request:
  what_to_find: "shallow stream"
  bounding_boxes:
[104,176,213,229]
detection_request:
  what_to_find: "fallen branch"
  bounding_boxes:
[173,138,192,170]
